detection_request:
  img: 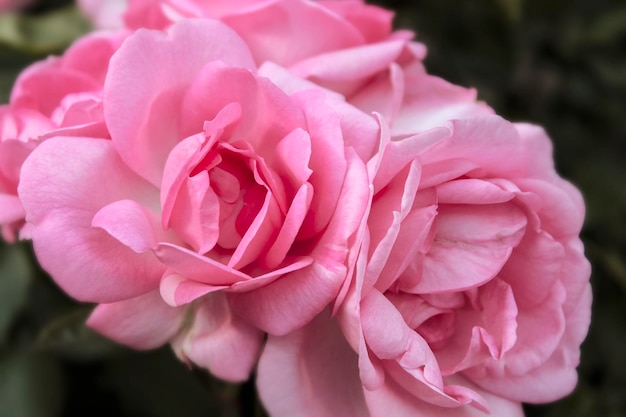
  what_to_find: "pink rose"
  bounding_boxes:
[18,19,380,380]
[81,0,496,149]
[0,0,31,12]
[78,0,127,29]
[0,31,126,241]
[258,116,591,416]
[119,0,498,141]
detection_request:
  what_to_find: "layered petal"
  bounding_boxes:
[19,137,163,302]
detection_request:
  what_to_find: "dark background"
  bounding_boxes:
[0,0,624,416]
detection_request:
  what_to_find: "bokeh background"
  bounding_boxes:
[0,0,624,416]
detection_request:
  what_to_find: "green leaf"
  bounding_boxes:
[37,307,123,360]
[0,5,90,54]
[0,243,34,342]
[0,350,65,417]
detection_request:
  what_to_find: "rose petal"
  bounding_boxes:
[87,290,183,349]
[105,19,256,184]
[19,137,164,302]
[172,292,263,382]
[257,312,371,417]
[406,203,527,294]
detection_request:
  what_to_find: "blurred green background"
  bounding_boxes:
[0,0,624,416]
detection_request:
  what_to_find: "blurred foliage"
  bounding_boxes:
[0,0,625,416]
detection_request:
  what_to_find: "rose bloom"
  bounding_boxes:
[258,116,591,416]
[81,0,495,149]
[18,19,382,381]
[0,0,31,12]
[0,31,126,241]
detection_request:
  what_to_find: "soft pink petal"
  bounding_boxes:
[515,178,585,240]
[178,63,305,152]
[0,194,24,225]
[290,40,406,97]
[87,290,183,350]
[229,257,345,335]
[419,117,527,181]
[155,243,250,288]
[392,73,493,136]
[19,137,164,302]
[173,293,263,382]
[222,0,364,66]
[78,0,126,29]
[466,348,579,404]
[406,203,527,294]
[435,179,515,205]
[364,376,524,417]
[104,19,256,185]
[318,0,394,43]
[257,312,371,417]
[500,230,564,308]
[92,199,160,253]
[258,62,381,162]
[349,61,404,121]
[160,272,227,307]
[290,89,347,238]
[435,279,519,374]
[264,183,313,268]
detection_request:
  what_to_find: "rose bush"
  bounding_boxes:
[0,30,127,241]
[258,116,591,416]
[18,18,381,381]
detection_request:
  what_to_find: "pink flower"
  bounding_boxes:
[78,0,127,29]
[18,19,380,380]
[117,0,498,151]
[0,0,31,12]
[0,31,127,241]
[258,116,591,416]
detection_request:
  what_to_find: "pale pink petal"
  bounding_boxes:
[258,62,381,162]
[229,260,345,335]
[173,293,263,382]
[290,89,347,238]
[349,61,404,121]
[435,179,515,205]
[222,0,364,66]
[435,279,519,374]
[515,178,585,240]
[499,230,564,309]
[290,40,406,97]
[392,73,493,135]
[466,347,579,404]
[19,137,163,302]
[87,290,183,349]
[364,376,524,417]
[264,183,313,268]
[11,66,101,118]
[92,199,160,253]
[78,0,126,29]
[480,282,566,377]
[407,203,527,294]
[104,19,256,185]
[0,194,24,225]
[160,255,313,306]
[155,243,250,288]
[257,312,371,417]
[419,117,527,180]
[178,63,306,151]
